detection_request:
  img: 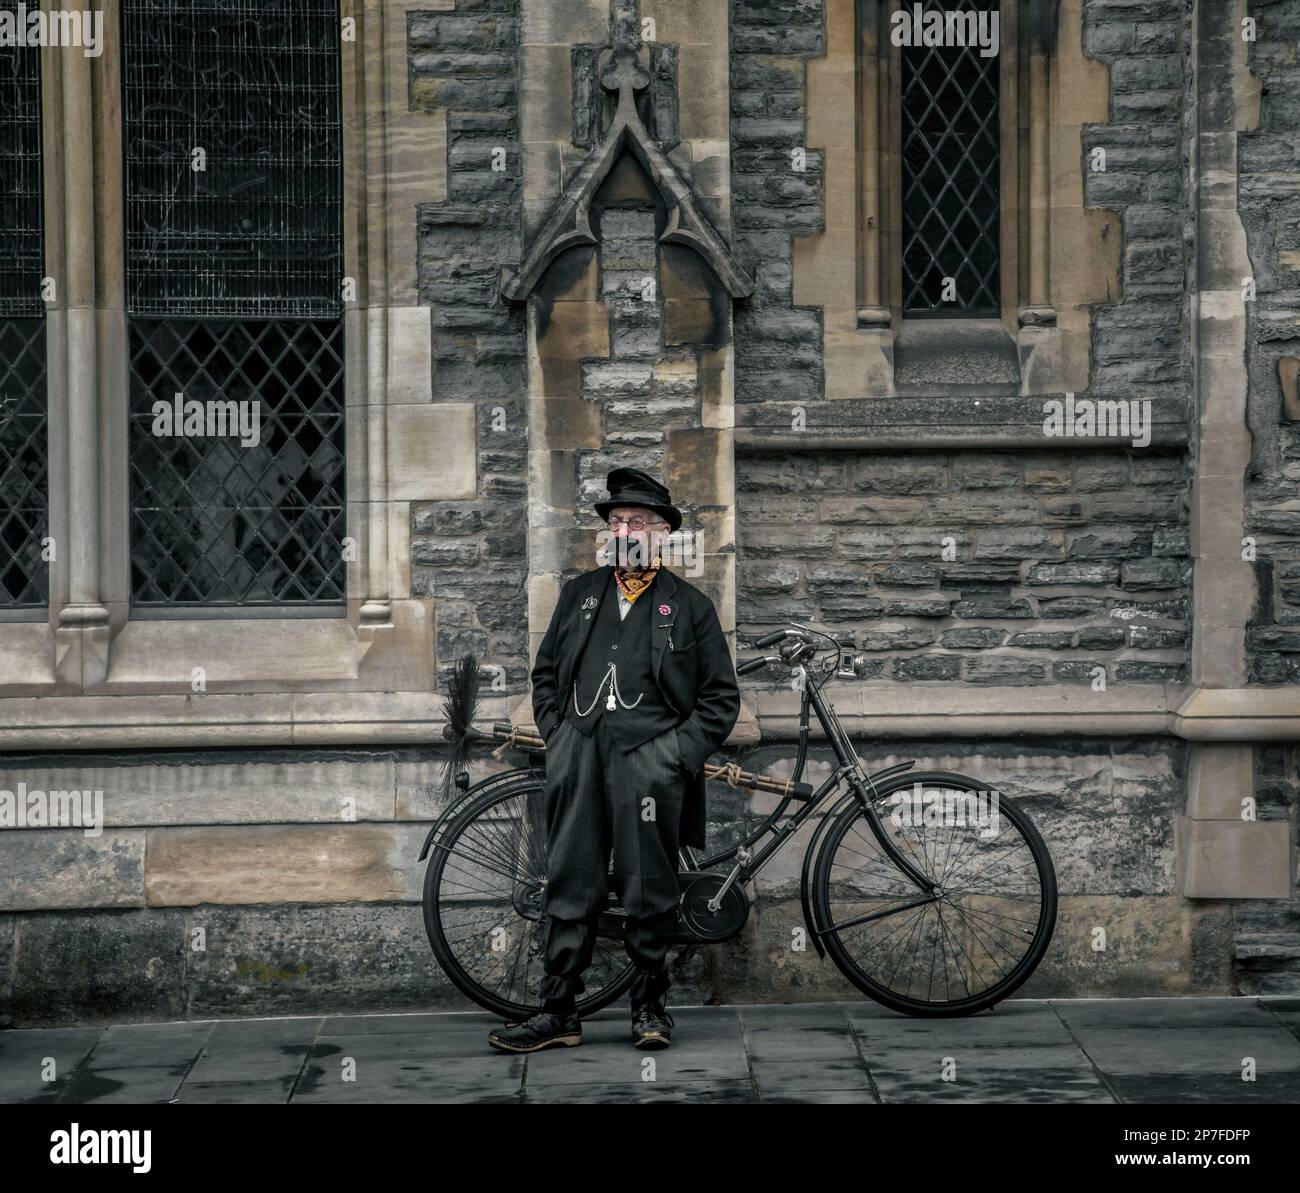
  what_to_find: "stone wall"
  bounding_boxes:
[1238,743,1300,993]
[0,735,1241,1026]
[737,448,1191,685]
[408,0,532,692]
[1241,0,1300,683]
[0,748,464,1024]
[729,0,826,406]
[1082,0,1190,403]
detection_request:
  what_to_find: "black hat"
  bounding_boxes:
[593,466,682,533]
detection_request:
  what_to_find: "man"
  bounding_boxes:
[488,467,740,1053]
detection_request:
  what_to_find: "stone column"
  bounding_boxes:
[1179,0,1287,900]
[54,2,110,684]
[359,0,392,626]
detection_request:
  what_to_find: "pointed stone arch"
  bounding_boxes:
[501,44,752,303]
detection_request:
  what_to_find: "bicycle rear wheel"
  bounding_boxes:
[812,770,1057,1016]
[422,775,635,1020]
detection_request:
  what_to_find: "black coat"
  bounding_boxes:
[530,564,741,851]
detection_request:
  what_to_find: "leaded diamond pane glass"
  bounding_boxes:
[0,8,47,609]
[901,0,1000,316]
[128,319,345,606]
[122,0,342,318]
[0,319,47,606]
[122,0,345,609]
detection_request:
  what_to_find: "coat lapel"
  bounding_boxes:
[561,567,612,698]
[649,568,678,683]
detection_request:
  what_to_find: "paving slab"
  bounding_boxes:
[171,1078,298,1104]
[185,1053,310,1084]
[1060,1027,1300,1075]
[82,1021,215,1070]
[761,1088,878,1104]
[742,1025,862,1062]
[848,1004,1074,1047]
[871,1067,1114,1104]
[292,1060,525,1103]
[57,1066,188,1104]
[0,1027,102,1103]
[520,1078,755,1104]
[1107,1071,1300,1104]
[317,1013,466,1037]
[749,1058,875,1093]
[522,1040,749,1085]
[205,1017,323,1044]
[3,998,1300,1104]
[1052,997,1283,1030]
[861,1041,1095,1074]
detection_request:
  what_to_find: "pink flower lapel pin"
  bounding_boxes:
[658,603,671,615]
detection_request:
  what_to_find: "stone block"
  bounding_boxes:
[0,831,146,911]
[1178,818,1293,899]
[388,404,477,501]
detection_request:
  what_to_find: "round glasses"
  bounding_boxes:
[607,516,666,531]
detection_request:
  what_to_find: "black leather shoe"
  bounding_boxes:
[488,1008,581,1053]
[631,999,674,1049]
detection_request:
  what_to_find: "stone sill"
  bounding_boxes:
[0,692,473,750]
[0,601,435,695]
[892,317,1021,392]
[735,396,1191,450]
[751,683,1299,740]
[0,684,1294,750]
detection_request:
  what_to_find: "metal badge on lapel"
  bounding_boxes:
[582,596,597,610]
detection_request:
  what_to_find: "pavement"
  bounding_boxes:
[2,996,1300,1104]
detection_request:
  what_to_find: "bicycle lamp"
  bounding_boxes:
[836,650,870,678]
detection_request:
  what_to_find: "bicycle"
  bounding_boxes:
[420,623,1058,1019]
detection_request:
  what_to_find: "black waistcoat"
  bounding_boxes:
[564,567,677,752]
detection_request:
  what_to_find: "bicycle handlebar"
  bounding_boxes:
[753,629,789,648]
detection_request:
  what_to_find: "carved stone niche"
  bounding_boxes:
[510,1,748,660]
[500,34,751,305]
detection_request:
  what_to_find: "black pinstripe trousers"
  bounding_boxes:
[538,713,686,1009]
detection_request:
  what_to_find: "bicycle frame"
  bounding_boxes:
[684,660,939,956]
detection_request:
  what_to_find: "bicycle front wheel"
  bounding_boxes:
[812,770,1057,1016]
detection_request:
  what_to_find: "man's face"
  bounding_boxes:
[608,504,667,568]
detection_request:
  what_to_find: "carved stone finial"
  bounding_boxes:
[598,45,649,99]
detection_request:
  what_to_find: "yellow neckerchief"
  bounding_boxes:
[613,550,661,605]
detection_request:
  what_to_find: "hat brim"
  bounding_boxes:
[594,499,682,533]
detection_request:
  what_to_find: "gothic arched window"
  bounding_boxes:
[121,0,346,610]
